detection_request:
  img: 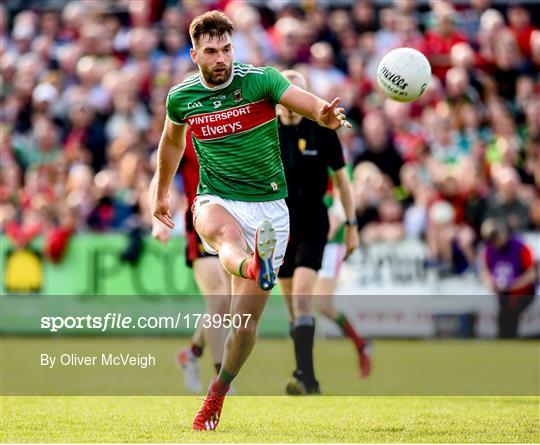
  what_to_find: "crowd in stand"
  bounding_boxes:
[1,0,538,273]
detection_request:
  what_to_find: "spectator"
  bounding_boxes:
[14,116,61,169]
[507,5,536,59]
[423,5,467,80]
[484,166,531,232]
[64,101,107,172]
[105,83,150,141]
[459,0,491,45]
[354,111,403,186]
[352,162,393,231]
[480,219,536,338]
[427,112,467,165]
[491,29,525,101]
[384,99,425,162]
[399,162,432,238]
[361,197,405,244]
[305,42,346,100]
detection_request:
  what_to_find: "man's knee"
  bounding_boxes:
[294,294,312,315]
[231,315,258,340]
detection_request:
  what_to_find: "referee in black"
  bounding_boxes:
[277,70,359,394]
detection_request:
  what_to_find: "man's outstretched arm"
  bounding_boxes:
[279,86,352,130]
[153,116,187,228]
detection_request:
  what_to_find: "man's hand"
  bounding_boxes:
[319,97,352,130]
[151,220,171,244]
[344,224,359,259]
[153,196,175,229]
[279,87,352,130]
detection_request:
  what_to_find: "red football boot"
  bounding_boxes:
[192,378,229,431]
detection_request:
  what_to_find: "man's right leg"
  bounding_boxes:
[195,203,276,290]
[194,204,252,278]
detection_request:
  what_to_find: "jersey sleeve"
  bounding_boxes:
[520,243,534,269]
[259,66,292,105]
[166,89,185,125]
[323,128,346,171]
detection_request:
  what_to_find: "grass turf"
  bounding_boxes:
[1,396,539,443]
[2,338,539,396]
[1,338,539,442]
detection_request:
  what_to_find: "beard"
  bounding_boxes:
[200,63,232,86]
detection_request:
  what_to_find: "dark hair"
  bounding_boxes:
[481,218,510,243]
[189,10,234,47]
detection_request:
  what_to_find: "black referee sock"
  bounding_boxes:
[293,315,316,384]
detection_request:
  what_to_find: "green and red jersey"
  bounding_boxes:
[166,62,292,202]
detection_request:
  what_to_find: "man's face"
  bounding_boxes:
[190,33,233,87]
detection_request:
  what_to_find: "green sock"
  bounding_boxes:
[218,368,236,385]
[335,312,347,328]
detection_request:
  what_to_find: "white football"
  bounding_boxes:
[376,47,431,102]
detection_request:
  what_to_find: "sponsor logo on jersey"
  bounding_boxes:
[210,94,227,109]
[186,100,275,141]
[271,181,278,191]
[187,101,203,109]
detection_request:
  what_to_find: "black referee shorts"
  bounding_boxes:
[278,205,329,279]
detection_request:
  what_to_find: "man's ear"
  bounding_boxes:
[190,47,197,64]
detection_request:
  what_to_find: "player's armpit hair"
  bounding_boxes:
[189,10,234,47]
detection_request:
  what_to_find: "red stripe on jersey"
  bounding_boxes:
[186,100,275,141]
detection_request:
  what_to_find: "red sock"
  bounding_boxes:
[336,313,366,350]
[244,257,258,281]
[209,369,234,396]
[190,343,203,358]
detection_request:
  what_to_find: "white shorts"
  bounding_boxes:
[192,194,290,269]
[318,243,346,279]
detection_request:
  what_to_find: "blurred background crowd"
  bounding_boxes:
[1,0,538,273]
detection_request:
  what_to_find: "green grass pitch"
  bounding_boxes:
[1,337,539,442]
[2,395,538,442]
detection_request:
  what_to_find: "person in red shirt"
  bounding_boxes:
[507,5,536,58]
[423,8,468,81]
